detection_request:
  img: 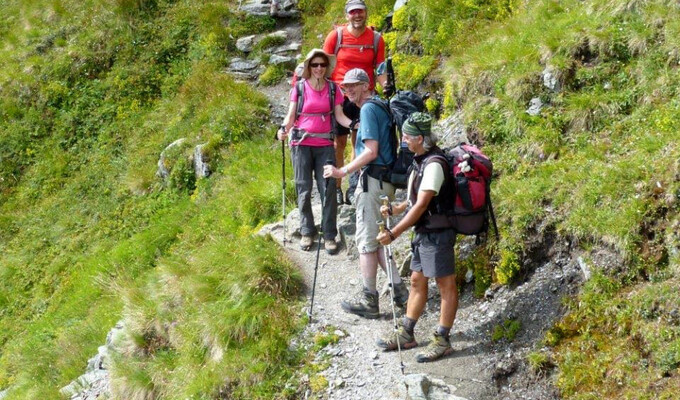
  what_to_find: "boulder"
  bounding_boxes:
[526,97,543,116]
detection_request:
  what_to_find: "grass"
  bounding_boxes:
[0,0,304,398]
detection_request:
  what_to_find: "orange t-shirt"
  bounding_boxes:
[323,26,385,91]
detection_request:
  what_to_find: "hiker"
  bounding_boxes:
[277,49,352,254]
[375,112,458,363]
[323,68,408,318]
[322,0,388,206]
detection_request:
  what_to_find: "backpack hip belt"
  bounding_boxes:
[290,128,335,144]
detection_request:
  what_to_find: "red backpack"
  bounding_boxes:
[444,144,497,237]
[415,144,498,240]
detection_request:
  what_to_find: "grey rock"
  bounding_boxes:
[577,256,591,280]
[157,138,186,179]
[106,321,125,347]
[269,54,296,65]
[273,42,302,54]
[194,143,211,178]
[236,35,257,52]
[240,0,270,16]
[436,113,468,149]
[266,30,289,41]
[394,0,408,12]
[526,97,543,116]
[465,268,474,283]
[404,374,466,400]
[86,345,108,373]
[60,370,108,398]
[542,66,560,92]
[229,57,259,72]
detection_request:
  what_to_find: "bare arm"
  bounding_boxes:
[334,104,352,128]
[377,190,435,244]
[277,101,297,141]
[323,139,378,178]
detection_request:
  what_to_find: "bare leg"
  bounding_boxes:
[406,271,428,321]
[436,274,458,328]
[334,134,347,188]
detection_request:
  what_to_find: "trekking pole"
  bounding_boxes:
[378,195,406,375]
[308,160,334,324]
[281,140,288,246]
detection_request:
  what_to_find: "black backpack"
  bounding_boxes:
[364,90,425,189]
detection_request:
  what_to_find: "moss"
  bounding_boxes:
[492,319,521,342]
[259,64,288,86]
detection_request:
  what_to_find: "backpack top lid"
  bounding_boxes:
[390,91,425,134]
[445,144,493,180]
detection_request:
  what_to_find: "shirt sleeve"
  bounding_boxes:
[322,29,337,55]
[419,162,445,195]
[289,85,298,103]
[359,103,382,142]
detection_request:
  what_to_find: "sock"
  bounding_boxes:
[363,277,377,294]
[402,316,417,334]
[436,325,451,338]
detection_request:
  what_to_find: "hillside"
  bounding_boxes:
[1,0,679,399]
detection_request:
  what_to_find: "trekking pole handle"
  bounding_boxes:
[380,195,389,207]
[377,219,385,233]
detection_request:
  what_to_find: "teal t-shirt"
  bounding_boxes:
[355,98,394,166]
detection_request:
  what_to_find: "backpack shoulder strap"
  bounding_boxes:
[334,27,343,55]
[328,79,337,137]
[295,79,305,121]
[372,30,381,68]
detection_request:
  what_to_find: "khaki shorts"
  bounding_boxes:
[355,174,395,254]
[411,229,456,278]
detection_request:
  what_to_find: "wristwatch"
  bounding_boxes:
[340,166,349,176]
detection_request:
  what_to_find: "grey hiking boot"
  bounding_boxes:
[300,235,313,251]
[341,288,379,319]
[376,325,417,351]
[391,281,409,308]
[336,188,344,206]
[416,332,453,363]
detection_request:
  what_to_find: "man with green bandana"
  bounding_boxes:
[375,112,459,363]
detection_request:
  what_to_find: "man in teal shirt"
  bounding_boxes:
[324,68,408,318]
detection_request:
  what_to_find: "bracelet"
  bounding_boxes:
[385,227,396,241]
[340,166,349,176]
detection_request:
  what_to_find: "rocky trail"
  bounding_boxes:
[61,2,591,399]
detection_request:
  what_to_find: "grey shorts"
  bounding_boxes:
[355,174,395,254]
[410,229,456,278]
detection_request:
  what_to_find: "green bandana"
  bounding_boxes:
[402,112,432,136]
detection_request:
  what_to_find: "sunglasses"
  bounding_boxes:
[310,63,328,68]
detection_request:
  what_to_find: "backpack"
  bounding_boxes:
[416,144,499,239]
[334,26,381,69]
[363,91,425,189]
[290,78,338,142]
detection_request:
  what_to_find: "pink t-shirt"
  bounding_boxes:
[290,80,344,147]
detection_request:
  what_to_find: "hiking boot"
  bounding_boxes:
[376,325,417,351]
[325,239,339,255]
[391,281,409,308]
[300,235,313,251]
[336,188,344,206]
[415,332,453,363]
[341,288,379,319]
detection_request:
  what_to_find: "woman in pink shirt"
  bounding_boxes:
[277,49,352,254]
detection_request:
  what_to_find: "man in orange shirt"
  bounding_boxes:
[323,0,389,205]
